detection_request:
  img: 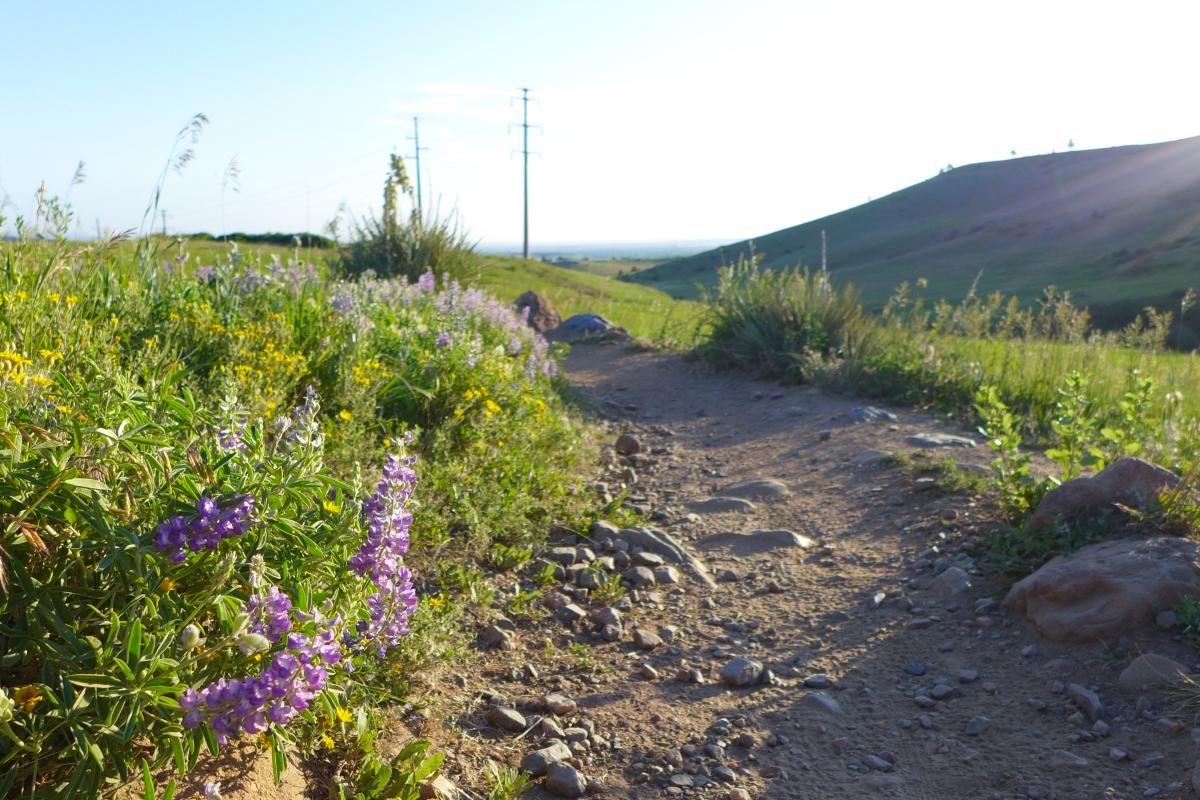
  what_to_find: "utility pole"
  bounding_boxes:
[511,88,538,260]
[407,116,428,220]
[161,209,168,237]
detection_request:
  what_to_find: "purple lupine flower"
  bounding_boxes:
[195,265,216,282]
[347,452,418,657]
[153,495,256,563]
[181,597,342,745]
[435,332,452,350]
[246,586,293,643]
[218,421,247,453]
[416,271,436,293]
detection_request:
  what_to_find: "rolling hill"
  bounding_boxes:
[631,135,1200,329]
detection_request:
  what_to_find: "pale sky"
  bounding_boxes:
[3,0,1199,246]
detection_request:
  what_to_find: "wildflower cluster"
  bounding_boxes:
[180,617,341,745]
[153,495,256,563]
[348,451,418,657]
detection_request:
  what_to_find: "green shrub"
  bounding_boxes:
[700,254,873,381]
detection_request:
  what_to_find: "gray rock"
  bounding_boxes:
[590,606,623,627]
[803,674,833,689]
[558,604,587,624]
[478,625,513,649]
[487,706,527,733]
[653,565,681,584]
[863,754,895,772]
[632,628,663,650]
[930,684,959,701]
[928,566,971,597]
[718,478,791,500]
[908,432,976,448]
[546,546,578,565]
[851,406,898,423]
[544,762,587,797]
[589,519,620,539]
[613,526,715,587]
[687,496,758,514]
[801,691,843,715]
[632,551,665,567]
[1119,654,1188,690]
[545,313,629,344]
[1067,684,1103,721]
[958,669,979,683]
[521,741,572,777]
[719,657,764,687]
[623,566,656,588]
[964,716,990,736]
[1052,750,1089,768]
[695,529,815,556]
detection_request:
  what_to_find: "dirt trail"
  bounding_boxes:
[194,343,1200,800]
[481,343,1200,800]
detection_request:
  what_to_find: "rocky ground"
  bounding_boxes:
[441,343,1200,800]
[200,342,1200,800]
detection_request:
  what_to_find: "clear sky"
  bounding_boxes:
[3,0,1199,246]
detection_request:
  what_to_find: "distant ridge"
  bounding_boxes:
[631,135,1200,329]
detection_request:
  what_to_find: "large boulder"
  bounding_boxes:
[1004,537,1200,643]
[1030,457,1179,529]
[514,291,561,333]
[544,313,630,343]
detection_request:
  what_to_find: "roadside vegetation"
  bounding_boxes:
[702,254,1200,574]
[0,182,592,798]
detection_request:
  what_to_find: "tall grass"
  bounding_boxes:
[700,255,873,380]
[704,261,1200,468]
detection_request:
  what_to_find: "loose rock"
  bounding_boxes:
[1005,537,1200,643]
[720,657,764,687]
[544,762,587,798]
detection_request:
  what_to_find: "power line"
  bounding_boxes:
[406,116,429,220]
[511,88,540,260]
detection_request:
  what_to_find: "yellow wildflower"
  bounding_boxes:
[426,597,446,610]
[64,295,77,305]
[323,499,341,514]
[338,410,352,422]
[321,734,335,750]
[13,684,42,713]
[158,577,177,593]
[39,349,63,362]
[485,399,502,416]
[15,291,28,301]
[336,707,353,723]
[47,292,60,303]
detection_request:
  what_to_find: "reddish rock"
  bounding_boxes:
[1030,457,1179,529]
[514,291,561,333]
[615,433,641,455]
[1004,536,1200,643]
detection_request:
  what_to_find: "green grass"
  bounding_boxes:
[467,255,705,346]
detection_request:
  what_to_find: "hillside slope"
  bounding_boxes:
[633,135,1200,324]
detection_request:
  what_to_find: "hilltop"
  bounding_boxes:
[631,135,1200,329]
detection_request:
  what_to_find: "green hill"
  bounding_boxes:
[632,135,1200,329]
